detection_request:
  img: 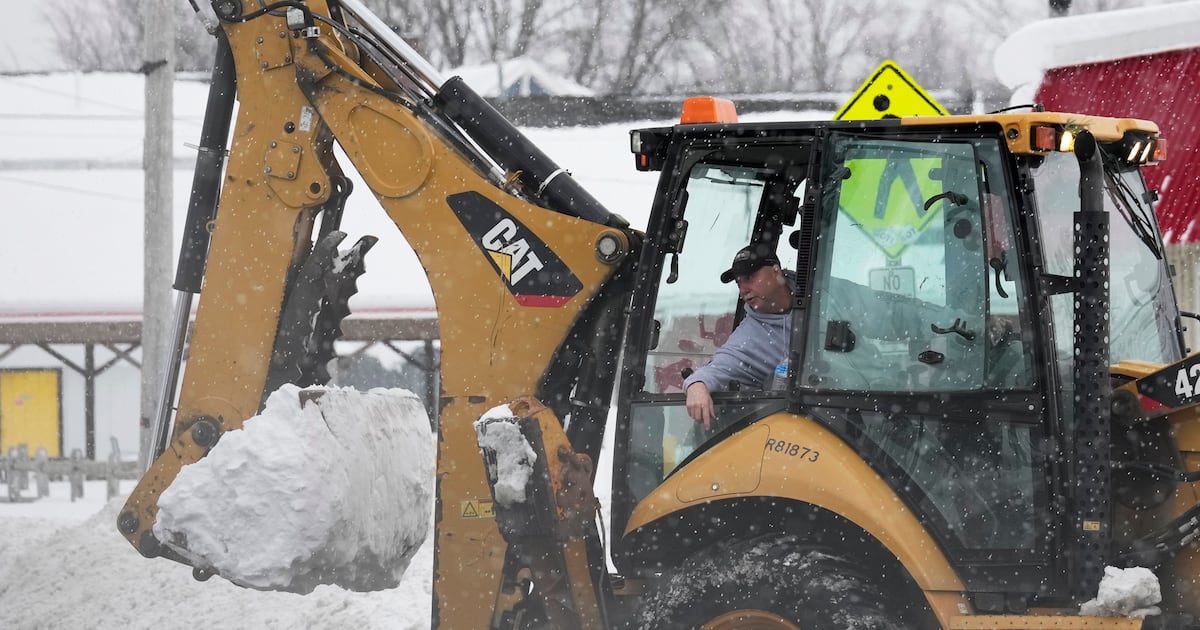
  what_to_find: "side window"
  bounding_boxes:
[623,154,808,508]
[980,184,1032,388]
[1030,152,1179,367]
[641,165,764,394]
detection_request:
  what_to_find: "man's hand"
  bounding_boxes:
[686,382,716,430]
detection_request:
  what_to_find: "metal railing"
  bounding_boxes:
[1,438,139,503]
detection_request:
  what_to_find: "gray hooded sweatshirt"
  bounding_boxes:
[683,306,794,392]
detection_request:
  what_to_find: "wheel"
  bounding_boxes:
[633,534,911,630]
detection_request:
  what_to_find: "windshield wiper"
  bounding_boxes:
[1103,153,1162,259]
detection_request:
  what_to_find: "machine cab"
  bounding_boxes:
[613,113,1181,598]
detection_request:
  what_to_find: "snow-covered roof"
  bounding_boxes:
[447,56,593,98]
[994,1,1200,89]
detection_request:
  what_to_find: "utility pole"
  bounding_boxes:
[141,0,176,469]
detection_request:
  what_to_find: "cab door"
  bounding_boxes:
[797,130,1052,594]
[612,137,813,550]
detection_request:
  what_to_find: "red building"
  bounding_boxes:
[996,2,1200,347]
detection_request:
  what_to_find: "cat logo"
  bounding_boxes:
[447,191,583,307]
[481,218,546,285]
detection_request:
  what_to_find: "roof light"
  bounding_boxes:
[1139,141,1154,163]
[1032,125,1057,152]
[1059,129,1075,152]
[680,97,738,124]
[1152,138,1168,163]
[630,128,667,172]
[1127,141,1143,162]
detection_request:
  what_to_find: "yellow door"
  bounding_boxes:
[0,370,62,457]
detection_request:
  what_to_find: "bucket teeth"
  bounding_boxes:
[266,232,378,393]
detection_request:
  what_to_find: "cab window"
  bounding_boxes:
[802,134,1032,392]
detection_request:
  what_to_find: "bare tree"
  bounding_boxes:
[49,0,1168,100]
[429,0,476,68]
[364,0,474,68]
[359,0,433,57]
[175,5,217,71]
[531,0,609,86]
[599,0,727,95]
[794,0,882,91]
[44,0,213,72]
[566,1,609,85]
[44,0,141,71]
[478,0,543,58]
[862,4,970,92]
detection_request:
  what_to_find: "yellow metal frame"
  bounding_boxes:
[122,8,626,628]
[624,412,971,626]
[901,112,1158,157]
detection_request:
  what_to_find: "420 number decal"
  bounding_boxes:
[1174,363,1200,400]
[764,438,819,462]
[1135,353,1200,411]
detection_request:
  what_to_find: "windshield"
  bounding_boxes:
[1030,152,1180,365]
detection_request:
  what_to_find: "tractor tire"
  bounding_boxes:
[632,534,911,630]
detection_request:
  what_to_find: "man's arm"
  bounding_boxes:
[682,315,780,425]
[682,321,763,392]
[686,381,716,430]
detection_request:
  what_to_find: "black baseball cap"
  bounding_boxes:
[719,246,779,283]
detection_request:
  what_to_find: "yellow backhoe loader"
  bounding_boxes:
[119,1,1200,627]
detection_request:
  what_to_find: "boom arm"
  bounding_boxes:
[119,2,635,627]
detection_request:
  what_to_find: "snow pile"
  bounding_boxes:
[474,405,537,506]
[1079,566,1162,619]
[153,384,435,594]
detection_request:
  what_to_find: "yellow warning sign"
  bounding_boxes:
[461,499,495,519]
[839,155,946,260]
[835,60,948,121]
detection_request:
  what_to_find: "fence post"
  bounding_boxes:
[16,444,30,493]
[34,448,50,498]
[69,448,85,502]
[106,437,122,500]
[4,448,16,502]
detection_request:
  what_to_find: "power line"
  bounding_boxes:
[0,75,143,115]
[0,113,202,121]
[0,172,140,202]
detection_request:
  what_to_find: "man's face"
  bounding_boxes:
[734,264,790,314]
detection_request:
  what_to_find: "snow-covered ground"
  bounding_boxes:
[0,480,432,629]
[0,386,439,630]
[0,389,609,630]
